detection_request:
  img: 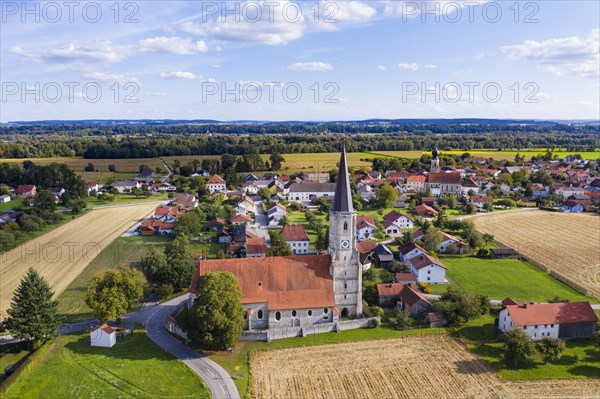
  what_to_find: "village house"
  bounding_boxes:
[414,204,438,218]
[231,214,252,226]
[395,272,418,285]
[112,180,140,194]
[561,200,585,213]
[382,210,413,236]
[376,283,404,307]
[282,224,311,255]
[266,202,288,226]
[151,182,176,192]
[498,298,598,340]
[398,283,432,317]
[15,185,37,197]
[86,182,100,194]
[302,172,330,183]
[287,182,336,204]
[356,240,377,271]
[439,232,466,254]
[140,219,175,236]
[398,241,427,263]
[374,243,394,268]
[153,205,182,223]
[406,175,426,191]
[207,174,227,193]
[234,196,257,216]
[216,226,232,244]
[245,237,266,258]
[0,194,11,204]
[176,193,198,211]
[356,215,377,241]
[407,253,447,284]
[470,195,493,211]
[529,183,550,198]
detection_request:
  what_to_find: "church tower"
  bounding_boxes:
[430,147,441,173]
[329,146,362,318]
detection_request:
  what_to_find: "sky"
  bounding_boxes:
[1,0,599,122]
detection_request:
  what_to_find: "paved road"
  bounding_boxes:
[144,295,240,399]
[159,158,173,183]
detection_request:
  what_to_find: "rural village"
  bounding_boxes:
[1,140,599,399]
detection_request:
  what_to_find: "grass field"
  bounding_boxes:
[85,192,170,207]
[57,235,171,324]
[474,211,600,298]
[441,256,597,303]
[0,199,21,212]
[249,334,600,399]
[371,149,600,161]
[1,330,209,398]
[0,203,157,316]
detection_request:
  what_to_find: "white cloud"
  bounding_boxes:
[139,37,208,54]
[288,61,333,71]
[398,63,419,71]
[332,1,377,21]
[180,1,304,46]
[377,65,387,71]
[11,41,131,64]
[159,71,201,80]
[424,64,437,69]
[82,72,139,83]
[501,29,599,78]
[474,52,486,60]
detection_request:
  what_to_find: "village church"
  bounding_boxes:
[189,147,363,331]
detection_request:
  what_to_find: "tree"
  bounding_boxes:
[7,268,61,349]
[84,162,95,172]
[503,328,536,368]
[131,187,143,198]
[165,233,192,262]
[266,230,293,256]
[191,159,201,173]
[465,203,476,214]
[422,227,442,252]
[447,194,457,209]
[537,337,565,364]
[36,189,57,212]
[315,227,329,252]
[174,212,204,237]
[482,233,495,246]
[160,234,195,291]
[108,164,117,172]
[140,246,168,282]
[85,268,144,323]
[186,271,245,349]
[269,153,285,171]
[71,199,88,214]
[375,183,398,208]
[393,307,412,329]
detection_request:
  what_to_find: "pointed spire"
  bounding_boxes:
[333,145,353,212]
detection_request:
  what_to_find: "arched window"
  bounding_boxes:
[343,221,348,231]
[257,309,264,320]
[292,310,297,317]
[275,311,281,321]
[307,309,313,316]
[323,308,329,314]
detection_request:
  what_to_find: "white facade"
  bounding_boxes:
[90,327,116,348]
[356,225,375,242]
[409,264,446,284]
[498,308,559,340]
[243,303,334,330]
[207,183,226,193]
[400,247,425,263]
[288,240,310,255]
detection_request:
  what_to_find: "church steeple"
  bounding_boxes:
[333,145,353,213]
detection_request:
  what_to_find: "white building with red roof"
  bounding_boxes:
[90,324,116,347]
[407,253,447,284]
[281,224,311,255]
[499,298,597,340]
[206,174,226,193]
[356,215,377,241]
[382,210,413,236]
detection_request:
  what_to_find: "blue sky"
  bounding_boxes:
[1,1,599,121]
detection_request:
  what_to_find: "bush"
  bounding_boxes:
[371,318,380,328]
[156,283,174,299]
[424,287,431,293]
[418,282,428,289]
[371,306,385,318]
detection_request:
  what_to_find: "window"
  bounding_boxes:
[307,309,313,316]
[258,281,262,287]
[257,309,264,319]
[323,308,329,314]
[275,311,281,321]
[427,270,431,274]
[551,324,554,328]
[292,310,297,317]
[343,221,348,231]
[427,277,431,281]
[344,283,347,289]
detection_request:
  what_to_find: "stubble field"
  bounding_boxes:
[474,210,600,298]
[250,335,600,399]
[0,203,157,315]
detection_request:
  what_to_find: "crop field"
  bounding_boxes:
[0,203,157,315]
[250,335,600,399]
[372,149,600,161]
[474,211,600,298]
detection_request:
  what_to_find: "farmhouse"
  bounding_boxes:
[281,224,311,255]
[414,204,438,218]
[382,210,413,235]
[287,182,336,204]
[15,185,37,197]
[356,215,377,241]
[376,283,404,307]
[90,324,116,348]
[498,299,598,340]
[407,253,447,284]
[398,241,427,263]
[189,147,365,335]
[398,284,432,317]
[112,180,141,193]
[207,174,227,193]
[176,193,198,211]
[231,214,252,226]
[439,232,466,254]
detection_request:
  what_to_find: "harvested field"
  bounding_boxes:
[474,211,600,298]
[250,335,600,399]
[0,203,157,315]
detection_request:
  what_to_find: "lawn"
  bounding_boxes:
[207,323,445,398]
[1,330,210,398]
[0,342,31,383]
[0,199,21,212]
[58,236,171,324]
[86,192,170,207]
[287,210,327,249]
[441,256,597,303]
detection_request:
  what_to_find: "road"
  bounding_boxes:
[159,158,173,182]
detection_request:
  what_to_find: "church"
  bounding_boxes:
[425,147,462,198]
[188,147,363,331]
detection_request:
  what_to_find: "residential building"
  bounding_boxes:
[287,183,336,204]
[302,172,330,183]
[112,181,140,194]
[407,253,447,284]
[266,202,288,226]
[282,224,311,255]
[356,215,377,241]
[207,174,227,193]
[382,210,413,236]
[15,185,37,197]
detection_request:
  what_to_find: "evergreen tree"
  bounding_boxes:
[7,268,61,349]
[187,272,245,349]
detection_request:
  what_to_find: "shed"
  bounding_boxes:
[91,324,116,348]
[490,247,517,259]
[0,195,10,204]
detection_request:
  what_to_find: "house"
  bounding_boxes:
[140,219,175,236]
[356,216,377,241]
[266,202,287,226]
[302,172,330,183]
[231,214,252,226]
[203,217,225,232]
[112,180,140,193]
[406,175,426,191]
[439,232,466,254]
[407,253,447,284]
[235,196,257,216]
[281,224,311,255]
[287,183,336,204]
[374,243,394,268]
[356,240,377,271]
[398,284,432,317]
[426,312,448,328]
[529,183,550,198]
[398,241,427,263]
[382,210,413,236]
[0,195,10,204]
[561,200,584,213]
[376,283,404,307]
[0,210,21,224]
[48,187,66,198]
[15,185,37,197]
[176,193,198,211]
[470,195,493,210]
[207,174,227,193]
[151,182,176,192]
[490,247,517,259]
[90,324,116,348]
[86,182,100,194]
[498,299,598,340]
[395,272,418,285]
[414,204,438,218]
[153,205,182,222]
[245,237,266,258]
[356,184,375,202]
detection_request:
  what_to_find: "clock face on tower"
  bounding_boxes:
[341,240,350,249]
